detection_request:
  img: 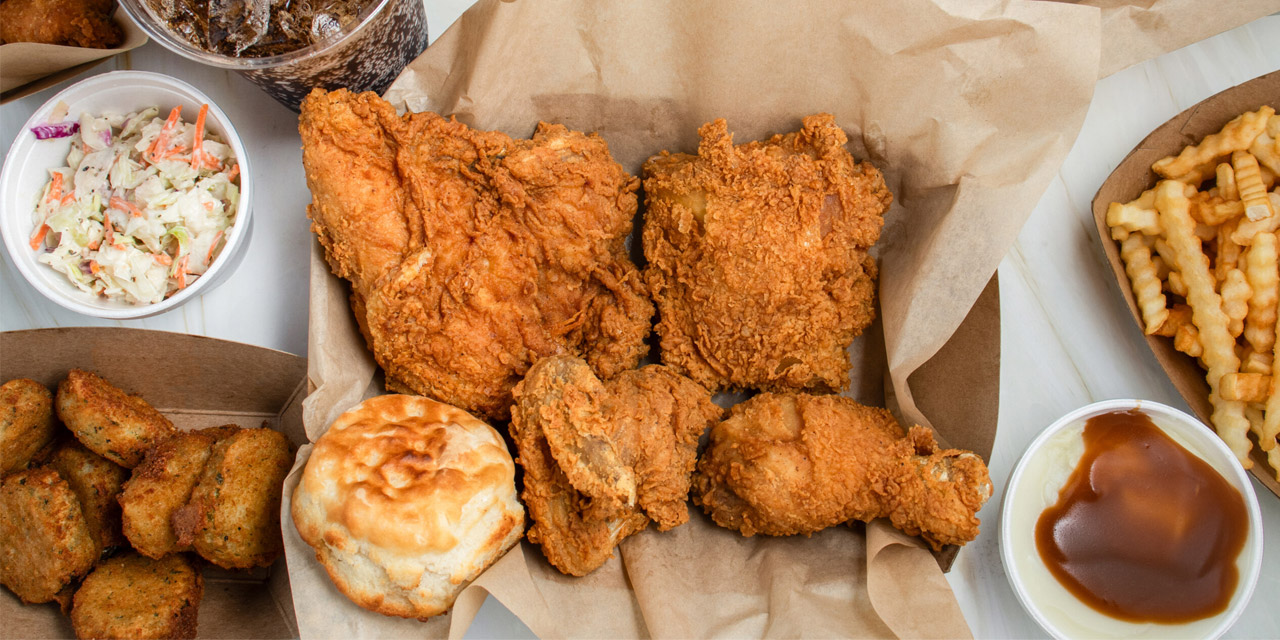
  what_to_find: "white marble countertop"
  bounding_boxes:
[2,4,1278,638]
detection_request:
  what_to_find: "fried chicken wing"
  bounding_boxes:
[693,393,991,550]
[510,355,721,576]
[300,89,653,420]
[642,115,892,392]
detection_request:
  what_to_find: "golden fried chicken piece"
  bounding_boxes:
[0,0,122,48]
[71,553,202,640]
[48,438,128,554]
[0,468,97,604]
[120,426,239,559]
[300,89,653,420]
[56,369,175,468]
[510,356,721,575]
[0,378,57,475]
[693,394,992,550]
[643,115,892,392]
[172,427,290,569]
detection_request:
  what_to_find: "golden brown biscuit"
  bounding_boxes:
[49,438,128,554]
[120,426,239,558]
[0,468,97,603]
[1,378,57,475]
[56,369,176,468]
[292,395,524,619]
[70,553,202,640]
[173,427,290,569]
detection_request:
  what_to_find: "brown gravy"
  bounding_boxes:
[1034,409,1249,623]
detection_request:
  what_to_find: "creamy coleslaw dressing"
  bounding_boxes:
[29,106,239,304]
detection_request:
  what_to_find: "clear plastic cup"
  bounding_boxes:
[118,0,428,111]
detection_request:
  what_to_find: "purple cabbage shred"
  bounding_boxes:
[31,122,80,140]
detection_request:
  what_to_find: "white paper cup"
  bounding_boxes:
[1,71,252,319]
[1000,399,1263,640]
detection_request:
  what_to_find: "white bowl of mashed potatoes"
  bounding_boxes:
[1001,399,1263,640]
[1,70,252,319]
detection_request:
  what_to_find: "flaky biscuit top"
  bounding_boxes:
[302,394,517,555]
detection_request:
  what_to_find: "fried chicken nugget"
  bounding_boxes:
[49,438,128,554]
[1,378,57,475]
[643,114,892,393]
[0,0,123,48]
[0,468,97,603]
[693,394,992,550]
[56,369,176,468]
[119,426,240,559]
[511,355,721,576]
[172,428,290,569]
[70,553,202,640]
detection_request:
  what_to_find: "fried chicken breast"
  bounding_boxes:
[56,369,175,468]
[642,115,892,392]
[693,394,991,550]
[510,356,721,576]
[300,89,653,420]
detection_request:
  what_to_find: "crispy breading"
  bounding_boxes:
[70,553,202,640]
[642,115,892,392]
[173,428,290,569]
[56,370,175,468]
[48,438,128,554]
[1,378,57,475]
[300,89,653,420]
[693,394,992,550]
[0,0,123,48]
[0,468,97,603]
[510,356,721,576]
[120,426,240,559]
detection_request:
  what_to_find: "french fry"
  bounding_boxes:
[1251,132,1280,175]
[1216,162,1239,201]
[1167,270,1189,298]
[1192,197,1243,227]
[1221,372,1271,403]
[1233,151,1274,221]
[1217,219,1243,280]
[1107,201,1161,237]
[1268,114,1280,140]
[1155,180,1253,466]
[1266,311,1280,453]
[1153,106,1275,179]
[1244,232,1279,355]
[1241,349,1272,375]
[1120,233,1169,335]
[1221,269,1252,338]
[1174,322,1203,357]
[1154,304,1192,338]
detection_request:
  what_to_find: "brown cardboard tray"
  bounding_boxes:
[1090,69,1280,498]
[0,327,306,639]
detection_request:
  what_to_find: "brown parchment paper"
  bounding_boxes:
[284,0,1109,637]
[1055,0,1280,78]
[0,7,147,99]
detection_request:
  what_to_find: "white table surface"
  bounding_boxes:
[2,4,1278,638]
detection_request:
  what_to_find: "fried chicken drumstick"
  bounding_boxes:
[510,355,721,576]
[693,393,992,550]
[300,89,653,420]
[642,114,892,393]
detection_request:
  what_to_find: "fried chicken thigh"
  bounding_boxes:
[693,393,991,550]
[300,89,653,420]
[642,114,892,392]
[510,356,721,576]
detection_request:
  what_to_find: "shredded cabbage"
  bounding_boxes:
[30,105,240,305]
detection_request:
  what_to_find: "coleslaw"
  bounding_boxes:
[28,105,240,305]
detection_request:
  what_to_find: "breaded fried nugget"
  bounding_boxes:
[71,553,202,640]
[1,378,57,474]
[49,438,128,554]
[173,428,290,569]
[57,369,175,468]
[120,426,239,559]
[0,468,97,603]
[0,0,123,48]
[643,115,892,392]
